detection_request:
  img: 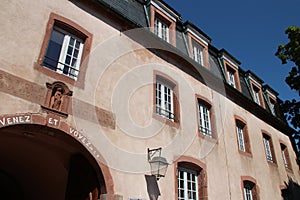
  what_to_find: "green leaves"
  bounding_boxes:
[276,26,300,152]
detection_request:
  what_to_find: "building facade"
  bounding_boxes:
[0,0,299,199]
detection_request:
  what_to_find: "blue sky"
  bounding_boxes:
[163,0,300,101]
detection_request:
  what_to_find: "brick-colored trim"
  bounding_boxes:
[35,12,93,89]
[153,70,180,128]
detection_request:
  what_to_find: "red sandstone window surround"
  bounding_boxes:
[262,132,276,164]
[235,117,251,156]
[150,3,177,46]
[153,71,180,127]
[195,95,217,140]
[224,62,241,91]
[35,13,92,88]
[280,143,292,170]
[241,177,259,200]
[175,158,207,200]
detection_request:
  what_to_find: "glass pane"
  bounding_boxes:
[43,30,64,70]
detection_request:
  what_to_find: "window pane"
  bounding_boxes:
[43,30,64,71]
[199,103,211,136]
[178,169,198,200]
[155,80,174,120]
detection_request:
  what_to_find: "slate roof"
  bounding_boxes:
[94,0,291,129]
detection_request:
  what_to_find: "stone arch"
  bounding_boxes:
[0,113,114,199]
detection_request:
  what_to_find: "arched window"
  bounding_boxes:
[176,160,207,200]
[235,118,251,155]
[241,177,259,200]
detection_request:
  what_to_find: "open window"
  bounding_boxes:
[36,13,92,85]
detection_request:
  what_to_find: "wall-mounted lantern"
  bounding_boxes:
[147,148,168,180]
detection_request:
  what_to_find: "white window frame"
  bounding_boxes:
[193,44,203,65]
[282,149,288,168]
[178,168,199,200]
[270,102,276,115]
[156,80,174,121]
[253,87,261,105]
[154,18,169,42]
[263,136,273,162]
[48,27,84,80]
[244,185,253,200]
[227,70,236,88]
[236,125,245,152]
[198,102,211,136]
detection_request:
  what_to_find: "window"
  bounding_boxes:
[198,100,211,137]
[154,17,169,42]
[280,143,291,169]
[43,26,84,80]
[192,41,203,65]
[269,98,276,116]
[227,69,236,88]
[235,119,251,154]
[36,13,92,84]
[155,78,174,121]
[178,168,198,200]
[237,124,245,151]
[176,160,207,200]
[262,133,276,163]
[252,86,261,105]
[243,181,258,200]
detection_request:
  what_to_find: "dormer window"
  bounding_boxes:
[220,50,241,91]
[185,24,210,69]
[192,40,204,65]
[263,86,279,116]
[149,1,177,45]
[253,86,261,105]
[227,68,236,88]
[269,98,276,116]
[154,17,169,42]
[246,71,265,108]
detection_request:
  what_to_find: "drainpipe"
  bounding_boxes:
[182,30,190,57]
[217,57,227,81]
[143,1,151,28]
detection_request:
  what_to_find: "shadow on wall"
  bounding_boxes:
[282,178,300,200]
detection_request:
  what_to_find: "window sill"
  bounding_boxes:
[267,160,278,168]
[238,150,253,158]
[285,167,293,174]
[198,131,218,144]
[153,113,179,129]
[34,62,76,85]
